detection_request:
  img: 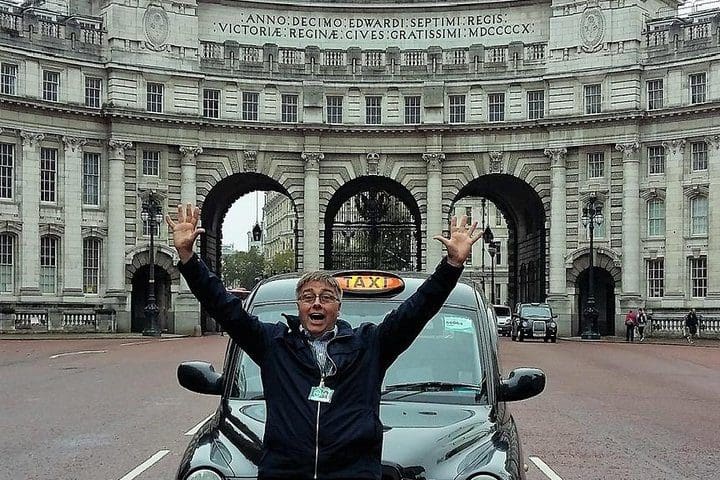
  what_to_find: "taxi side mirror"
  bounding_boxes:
[178,361,224,395]
[499,367,545,402]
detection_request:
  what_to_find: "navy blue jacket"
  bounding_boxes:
[179,255,463,480]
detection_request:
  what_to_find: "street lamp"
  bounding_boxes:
[482,225,494,298]
[487,240,500,304]
[140,190,164,337]
[580,196,604,340]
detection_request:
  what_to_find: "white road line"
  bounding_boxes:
[185,413,214,436]
[120,341,152,346]
[49,350,107,359]
[118,450,170,480]
[529,456,564,480]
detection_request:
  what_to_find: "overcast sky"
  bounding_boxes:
[222,192,265,252]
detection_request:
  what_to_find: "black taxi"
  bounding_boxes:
[176,270,545,480]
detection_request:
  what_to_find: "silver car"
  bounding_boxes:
[494,304,513,336]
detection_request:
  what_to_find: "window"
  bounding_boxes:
[84,77,102,108]
[242,92,259,121]
[495,208,503,226]
[587,152,604,178]
[142,214,161,236]
[40,236,57,294]
[689,73,706,104]
[83,237,101,294]
[326,96,343,124]
[1,63,17,95]
[587,202,606,239]
[647,258,664,298]
[82,152,100,205]
[527,90,544,119]
[0,143,13,199]
[40,147,57,202]
[488,93,505,122]
[42,70,59,102]
[647,79,663,110]
[146,82,163,112]
[281,94,298,123]
[584,84,601,114]
[647,199,665,237]
[0,233,13,292]
[691,142,707,171]
[494,284,501,303]
[365,96,382,124]
[449,95,466,124]
[404,96,421,124]
[647,146,665,175]
[690,196,708,235]
[464,206,472,225]
[203,89,220,118]
[495,241,502,266]
[142,150,160,177]
[689,256,707,298]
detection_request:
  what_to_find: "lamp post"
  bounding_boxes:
[581,196,604,340]
[140,190,163,337]
[487,240,500,304]
[482,224,494,298]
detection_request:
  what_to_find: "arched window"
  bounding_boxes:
[0,233,15,292]
[690,196,708,235]
[647,198,665,237]
[40,235,58,294]
[83,237,101,294]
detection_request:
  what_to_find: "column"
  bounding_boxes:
[544,148,567,296]
[662,139,686,300]
[19,131,44,295]
[423,152,445,270]
[705,135,720,298]
[62,136,87,295]
[178,146,201,292]
[616,141,641,300]
[301,152,323,271]
[106,139,132,294]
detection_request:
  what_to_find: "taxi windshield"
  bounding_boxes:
[521,305,552,317]
[232,301,487,404]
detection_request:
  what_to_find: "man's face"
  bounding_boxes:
[297,280,341,337]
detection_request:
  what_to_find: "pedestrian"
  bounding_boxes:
[685,308,699,344]
[637,308,648,342]
[166,203,482,480]
[625,309,637,342]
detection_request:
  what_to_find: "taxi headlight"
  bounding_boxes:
[549,322,557,328]
[186,469,224,480]
[522,321,529,327]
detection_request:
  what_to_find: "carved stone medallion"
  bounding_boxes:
[580,3,605,52]
[144,5,169,51]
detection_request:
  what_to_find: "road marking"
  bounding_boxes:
[185,413,214,436]
[118,450,169,480]
[49,350,107,359]
[159,337,185,342]
[529,456,563,480]
[120,341,152,346]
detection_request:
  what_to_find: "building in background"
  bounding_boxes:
[1,0,719,337]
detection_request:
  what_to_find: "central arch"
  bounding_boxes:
[454,174,547,307]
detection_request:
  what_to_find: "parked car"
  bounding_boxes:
[512,302,558,342]
[493,304,513,336]
[176,270,546,480]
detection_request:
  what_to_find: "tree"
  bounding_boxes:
[265,250,295,276]
[222,247,265,289]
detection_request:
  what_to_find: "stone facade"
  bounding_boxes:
[1,0,719,336]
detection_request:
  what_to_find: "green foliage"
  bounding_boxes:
[265,250,295,276]
[222,247,266,289]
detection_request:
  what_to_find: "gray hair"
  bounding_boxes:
[295,271,343,301]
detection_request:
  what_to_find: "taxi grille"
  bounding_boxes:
[532,320,546,336]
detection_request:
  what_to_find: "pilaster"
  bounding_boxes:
[705,135,720,299]
[423,152,445,270]
[19,131,44,295]
[301,151,323,271]
[106,139,132,295]
[545,147,570,336]
[661,139,686,300]
[178,145,202,295]
[62,136,87,295]
[616,141,641,301]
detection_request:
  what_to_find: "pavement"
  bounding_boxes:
[560,334,720,348]
[0,332,191,340]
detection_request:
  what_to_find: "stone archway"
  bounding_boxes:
[454,174,547,308]
[130,264,172,333]
[324,176,422,271]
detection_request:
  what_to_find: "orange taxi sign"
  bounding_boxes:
[334,272,405,295]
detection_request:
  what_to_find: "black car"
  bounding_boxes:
[511,303,558,342]
[176,270,545,480]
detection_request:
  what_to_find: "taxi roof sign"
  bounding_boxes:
[334,272,405,295]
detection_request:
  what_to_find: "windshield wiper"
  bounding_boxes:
[382,381,483,395]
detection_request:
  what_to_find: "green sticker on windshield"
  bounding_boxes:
[444,316,473,332]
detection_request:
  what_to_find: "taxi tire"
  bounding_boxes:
[550,337,557,343]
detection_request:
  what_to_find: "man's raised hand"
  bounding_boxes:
[166,203,205,264]
[432,215,482,268]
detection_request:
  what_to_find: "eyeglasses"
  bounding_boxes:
[298,293,339,304]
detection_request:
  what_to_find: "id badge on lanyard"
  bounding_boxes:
[308,378,334,403]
